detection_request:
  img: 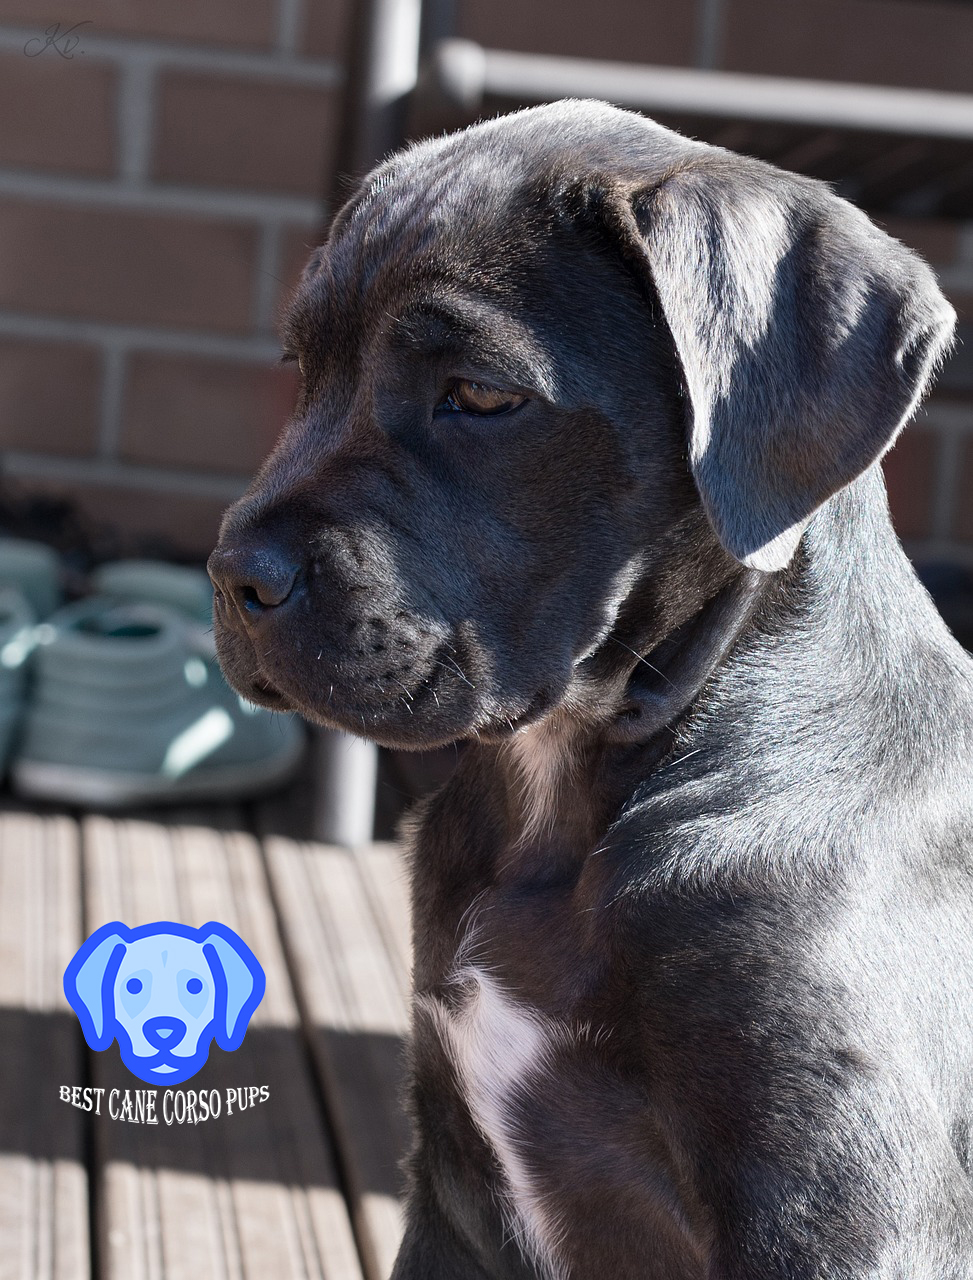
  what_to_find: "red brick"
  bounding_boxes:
[302,0,353,61]
[120,352,297,474]
[13,477,233,558]
[153,72,338,196]
[877,216,960,268]
[0,51,115,176]
[0,200,258,333]
[0,1,276,49]
[722,0,973,93]
[955,440,973,544]
[883,425,939,539]
[0,337,101,456]
[455,0,696,64]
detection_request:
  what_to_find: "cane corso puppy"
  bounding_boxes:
[208,101,973,1278]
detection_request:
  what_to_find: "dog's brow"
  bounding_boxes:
[392,302,556,397]
[279,305,316,355]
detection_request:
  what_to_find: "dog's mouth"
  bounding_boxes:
[471,683,561,741]
[216,610,566,750]
[218,626,483,747]
[246,673,294,710]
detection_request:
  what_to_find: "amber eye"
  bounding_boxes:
[444,380,526,416]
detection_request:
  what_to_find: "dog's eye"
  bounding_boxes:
[443,380,526,416]
[126,977,143,994]
[280,351,305,376]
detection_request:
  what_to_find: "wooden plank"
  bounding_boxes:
[82,813,363,1280]
[0,809,90,1280]
[264,837,412,1280]
[354,843,412,1002]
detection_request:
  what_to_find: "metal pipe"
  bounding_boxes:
[313,727,381,848]
[318,0,433,846]
[422,38,973,142]
[330,0,423,211]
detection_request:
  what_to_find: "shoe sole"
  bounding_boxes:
[12,732,305,808]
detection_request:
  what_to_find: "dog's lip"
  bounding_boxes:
[472,683,564,740]
[250,675,292,705]
[245,635,486,747]
[239,633,564,747]
[231,671,297,711]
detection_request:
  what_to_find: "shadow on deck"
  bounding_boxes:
[0,769,414,1280]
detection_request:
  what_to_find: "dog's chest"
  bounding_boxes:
[420,952,575,1280]
[419,927,706,1280]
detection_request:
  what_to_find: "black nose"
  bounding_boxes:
[208,543,300,620]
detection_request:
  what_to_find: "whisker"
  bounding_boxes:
[607,634,676,689]
[436,655,475,689]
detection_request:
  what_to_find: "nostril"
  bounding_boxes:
[208,544,301,620]
[241,583,270,612]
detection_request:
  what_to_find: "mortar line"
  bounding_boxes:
[0,24,340,85]
[695,0,726,70]
[0,311,284,363]
[252,223,285,334]
[117,58,157,183]
[276,0,306,57]
[2,452,249,501]
[96,344,127,460]
[0,167,321,223]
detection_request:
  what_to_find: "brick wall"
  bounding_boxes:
[0,0,970,567]
[0,0,346,557]
[454,0,973,91]
[877,216,973,569]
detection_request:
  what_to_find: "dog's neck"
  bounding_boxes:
[500,566,769,855]
[496,469,972,868]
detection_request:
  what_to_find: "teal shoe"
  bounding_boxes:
[12,598,304,807]
[0,537,61,619]
[0,537,61,774]
[91,559,213,626]
[0,587,36,768]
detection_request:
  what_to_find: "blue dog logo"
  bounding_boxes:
[64,921,265,1085]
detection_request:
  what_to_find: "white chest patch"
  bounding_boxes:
[421,964,568,1279]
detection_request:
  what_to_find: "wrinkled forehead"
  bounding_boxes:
[123,935,207,971]
[307,101,691,311]
[321,139,551,307]
[281,151,568,392]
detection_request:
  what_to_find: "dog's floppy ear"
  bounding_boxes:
[201,923,266,1050]
[64,924,127,1048]
[606,158,955,570]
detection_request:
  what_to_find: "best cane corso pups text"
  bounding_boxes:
[208,101,973,1278]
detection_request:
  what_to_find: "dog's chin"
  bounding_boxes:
[220,654,564,751]
[214,616,572,749]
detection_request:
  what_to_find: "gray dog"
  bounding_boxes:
[208,100,973,1278]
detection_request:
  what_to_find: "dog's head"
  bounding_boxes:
[64,921,265,1085]
[208,101,954,750]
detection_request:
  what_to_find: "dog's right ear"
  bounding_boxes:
[592,154,955,571]
[64,924,128,1049]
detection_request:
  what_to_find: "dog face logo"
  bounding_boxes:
[64,921,265,1085]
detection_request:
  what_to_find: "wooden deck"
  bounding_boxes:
[0,794,413,1280]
